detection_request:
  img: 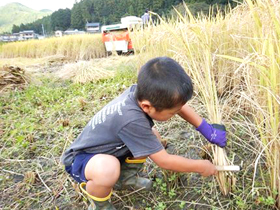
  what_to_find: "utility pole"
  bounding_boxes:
[42,24,45,37]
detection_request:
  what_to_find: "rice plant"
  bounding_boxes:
[217,0,280,206]
[131,0,279,203]
[132,4,240,196]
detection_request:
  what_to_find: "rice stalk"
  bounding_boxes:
[174,9,234,194]
[251,1,280,202]
[216,0,280,203]
[132,5,238,195]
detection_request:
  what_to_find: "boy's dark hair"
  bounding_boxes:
[135,57,193,111]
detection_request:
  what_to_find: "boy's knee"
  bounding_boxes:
[85,154,120,183]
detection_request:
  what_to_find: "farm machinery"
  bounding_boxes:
[101,16,143,54]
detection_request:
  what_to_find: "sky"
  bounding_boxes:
[0,0,76,11]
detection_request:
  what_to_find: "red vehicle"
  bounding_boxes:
[101,16,142,54]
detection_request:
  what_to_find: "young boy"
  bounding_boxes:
[61,57,227,210]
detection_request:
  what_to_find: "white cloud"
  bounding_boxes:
[0,0,76,11]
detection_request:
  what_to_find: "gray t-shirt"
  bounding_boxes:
[61,85,163,166]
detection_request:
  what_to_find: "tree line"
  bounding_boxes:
[12,0,238,35]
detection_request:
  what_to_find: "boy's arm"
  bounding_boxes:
[178,103,227,148]
[149,149,217,177]
[178,103,202,128]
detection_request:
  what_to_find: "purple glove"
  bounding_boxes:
[196,119,227,148]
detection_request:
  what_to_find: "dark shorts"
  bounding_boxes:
[65,153,95,183]
[65,152,131,183]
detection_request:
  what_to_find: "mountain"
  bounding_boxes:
[0,2,52,33]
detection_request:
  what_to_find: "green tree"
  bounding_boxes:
[136,0,145,16]
[93,0,103,23]
[8,0,240,34]
[81,0,94,23]
[152,0,164,13]
[12,24,20,33]
[71,3,85,29]
[128,5,135,16]
[51,9,71,31]
[19,23,26,31]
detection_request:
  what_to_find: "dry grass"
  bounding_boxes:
[0,65,31,93]
[56,55,135,83]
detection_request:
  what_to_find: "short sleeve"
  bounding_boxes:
[118,119,164,158]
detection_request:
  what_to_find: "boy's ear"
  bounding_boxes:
[139,100,154,114]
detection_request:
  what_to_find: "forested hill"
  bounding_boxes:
[0,3,51,33]
[11,0,238,35]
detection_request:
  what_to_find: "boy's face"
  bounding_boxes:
[139,100,183,121]
[150,106,182,121]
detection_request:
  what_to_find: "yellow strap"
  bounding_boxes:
[79,182,112,202]
[125,157,146,164]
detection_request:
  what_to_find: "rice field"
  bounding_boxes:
[0,0,279,209]
[0,34,106,60]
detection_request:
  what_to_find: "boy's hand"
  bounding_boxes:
[196,119,227,148]
[200,160,217,177]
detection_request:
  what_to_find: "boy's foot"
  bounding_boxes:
[79,182,116,210]
[87,201,116,210]
[115,157,152,190]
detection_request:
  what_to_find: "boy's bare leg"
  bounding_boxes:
[84,154,120,197]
